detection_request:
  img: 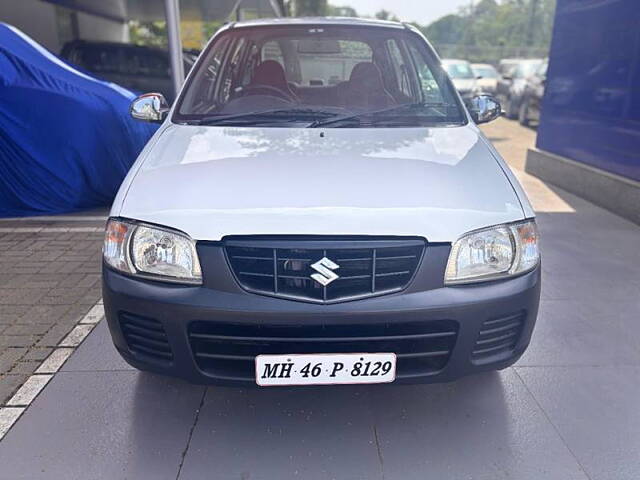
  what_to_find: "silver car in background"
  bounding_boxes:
[442,59,479,100]
[471,63,499,94]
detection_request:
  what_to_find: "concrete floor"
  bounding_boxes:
[0,119,639,479]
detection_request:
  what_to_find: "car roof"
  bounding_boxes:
[471,63,495,68]
[229,16,407,30]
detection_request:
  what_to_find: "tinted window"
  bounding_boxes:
[82,46,122,74]
[175,25,464,128]
[124,49,169,77]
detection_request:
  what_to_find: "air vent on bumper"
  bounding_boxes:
[119,313,173,364]
[472,312,525,363]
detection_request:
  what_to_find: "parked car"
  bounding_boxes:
[519,60,548,126]
[442,59,480,99]
[497,58,522,77]
[103,18,540,388]
[60,40,199,102]
[471,63,499,93]
[496,58,543,118]
[0,24,156,217]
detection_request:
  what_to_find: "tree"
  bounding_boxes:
[327,5,358,17]
[421,0,555,50]
[291,0,328,16]
[375,10,399,22]
[421,15,466,46]
[129,21,168,48]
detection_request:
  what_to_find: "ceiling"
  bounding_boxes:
[42,0,280,23]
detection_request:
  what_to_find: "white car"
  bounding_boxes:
[442,59,480,99]
[103,18,540,387]
[471,63,500,94]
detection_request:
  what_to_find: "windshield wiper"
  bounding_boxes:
[307,102,450,128]
[195,108,340,126]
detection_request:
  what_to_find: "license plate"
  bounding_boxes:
[255,353,396,386]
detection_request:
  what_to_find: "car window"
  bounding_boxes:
[516,61,542,78]
[296,39,372,86]
[176,26,464,128]
[472,65,498,79]
[444,62,474,79]
[386,39,411,97]
[263,40,284,64]
[82,46,121,74]
[499,62,517,76]
[129,50,169,77]
[408,42,443,103]
[180,36,231,112]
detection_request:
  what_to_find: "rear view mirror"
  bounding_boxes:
[130,93,170,123]
[466,94,502,124]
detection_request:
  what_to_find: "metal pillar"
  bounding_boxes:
[164,0,185,98]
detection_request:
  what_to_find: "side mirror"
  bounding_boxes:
[466,94,502,124]
[130,93,169,123]
[476,75,483,80]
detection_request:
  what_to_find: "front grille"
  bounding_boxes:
[188,320,458,381]
[119,313,173,364]
[225,238,425,303]
[472,312,525,363]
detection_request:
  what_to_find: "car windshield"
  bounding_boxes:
[472,65,498,79]
[443,61,475,79]
[515,60,543,78]
[175,25,464,127]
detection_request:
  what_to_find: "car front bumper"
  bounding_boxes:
[102,244,541,386]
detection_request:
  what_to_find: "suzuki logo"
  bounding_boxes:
[310,257,340,286]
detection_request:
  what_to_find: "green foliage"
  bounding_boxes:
[202,21,225,41]
[327,5,358,17]
[421,15,466,45]
[421,0,556,50]
[128,0,556,63]
[291,0,329,16]
[129,20,225,49]
[285,0,357,17]
[129,20,168,48]
[375,10,400,21]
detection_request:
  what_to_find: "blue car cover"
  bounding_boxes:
[0,23,158,217]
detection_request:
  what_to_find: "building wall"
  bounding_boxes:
[77,12,128,44]
[0,1,127,54]
[537,0,640,182]
[0,0,60,51]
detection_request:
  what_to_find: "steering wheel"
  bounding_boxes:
[241,84,297,103]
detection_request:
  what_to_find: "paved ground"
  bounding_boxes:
[0,119,639,479]
[0,220,106,404]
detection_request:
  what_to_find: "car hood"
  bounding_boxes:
[116,124,525,242]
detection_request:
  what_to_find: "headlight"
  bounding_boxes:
[103,219,202,284]
[445,220,539,285]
